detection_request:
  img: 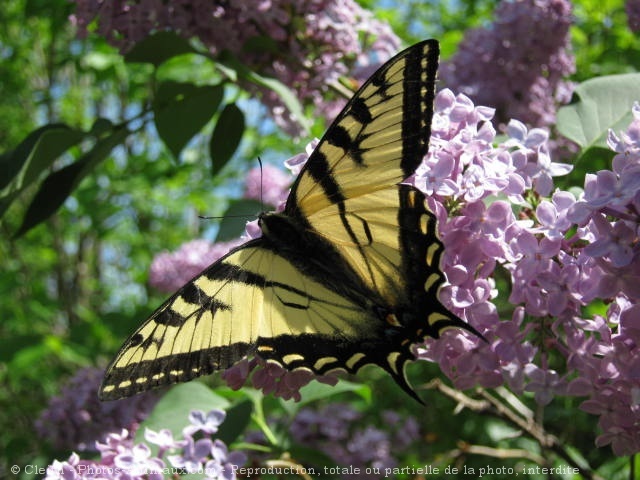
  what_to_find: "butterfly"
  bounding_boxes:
[100,39,480,403]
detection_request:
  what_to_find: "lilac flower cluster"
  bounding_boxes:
[35,367,158,452]
[440,0,575,128]
[69,0,400,135]
[289,403,420,478]
[412,91,640,456]
[45,408,247,480]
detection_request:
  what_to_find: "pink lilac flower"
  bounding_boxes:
[45,453,83,480]
[571,169,640,217]
[183,409,226,436]
[145,428,186,456]
[532,191,575,240]
[114,443,165,480]
[440,0,575,128]
[168,435,213,473]
[505,120,573,196]
[285,138,318,175]
[524,364,565,406]
[209,439,247,480]
[221,356,338,402]
[583,215,636,267]
[411,92,640,455]
[610,103,640,162]
[412,152,459,196]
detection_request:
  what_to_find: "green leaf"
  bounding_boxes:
[136,382,229,444]
[216,399,253,445]
[124,31,200,67]
[15,126,129,236]
[214,198,263,242]
[209,103,245,175]
[89,117,115,136]
[153,82,224,160]
[287,444,336,473]
[298,378,370,405]
[83,51,119,71]
[556,73,640,150]
[0,124,85,205]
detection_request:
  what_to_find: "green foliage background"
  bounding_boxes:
[0,0,638,479]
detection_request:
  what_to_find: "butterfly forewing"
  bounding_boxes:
[286,40,439,303]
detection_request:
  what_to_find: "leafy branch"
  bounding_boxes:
[424,379,605,480]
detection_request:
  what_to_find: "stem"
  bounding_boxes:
[251,399,278,447]
[450,443,546,465]
[423,379,604,480]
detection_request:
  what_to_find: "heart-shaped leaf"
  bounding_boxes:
[153,82,224,160]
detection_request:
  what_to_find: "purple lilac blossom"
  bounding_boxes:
[440,0,575,129]
[183,409,226,436]
[69,0,400,136]
[44,409,247,480]
[221,356,338,402]
[35,367,158,452]
[412,93,640,456]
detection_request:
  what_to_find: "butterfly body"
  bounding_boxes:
[100,39,479,403]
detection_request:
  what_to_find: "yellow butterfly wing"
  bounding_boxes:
[287,41,438,303]
[101,243,369,400]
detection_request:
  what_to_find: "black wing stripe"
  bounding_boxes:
[400,41,438,176]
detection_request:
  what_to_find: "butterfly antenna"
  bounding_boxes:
[257,156,265,212]
[200,158,267,222]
